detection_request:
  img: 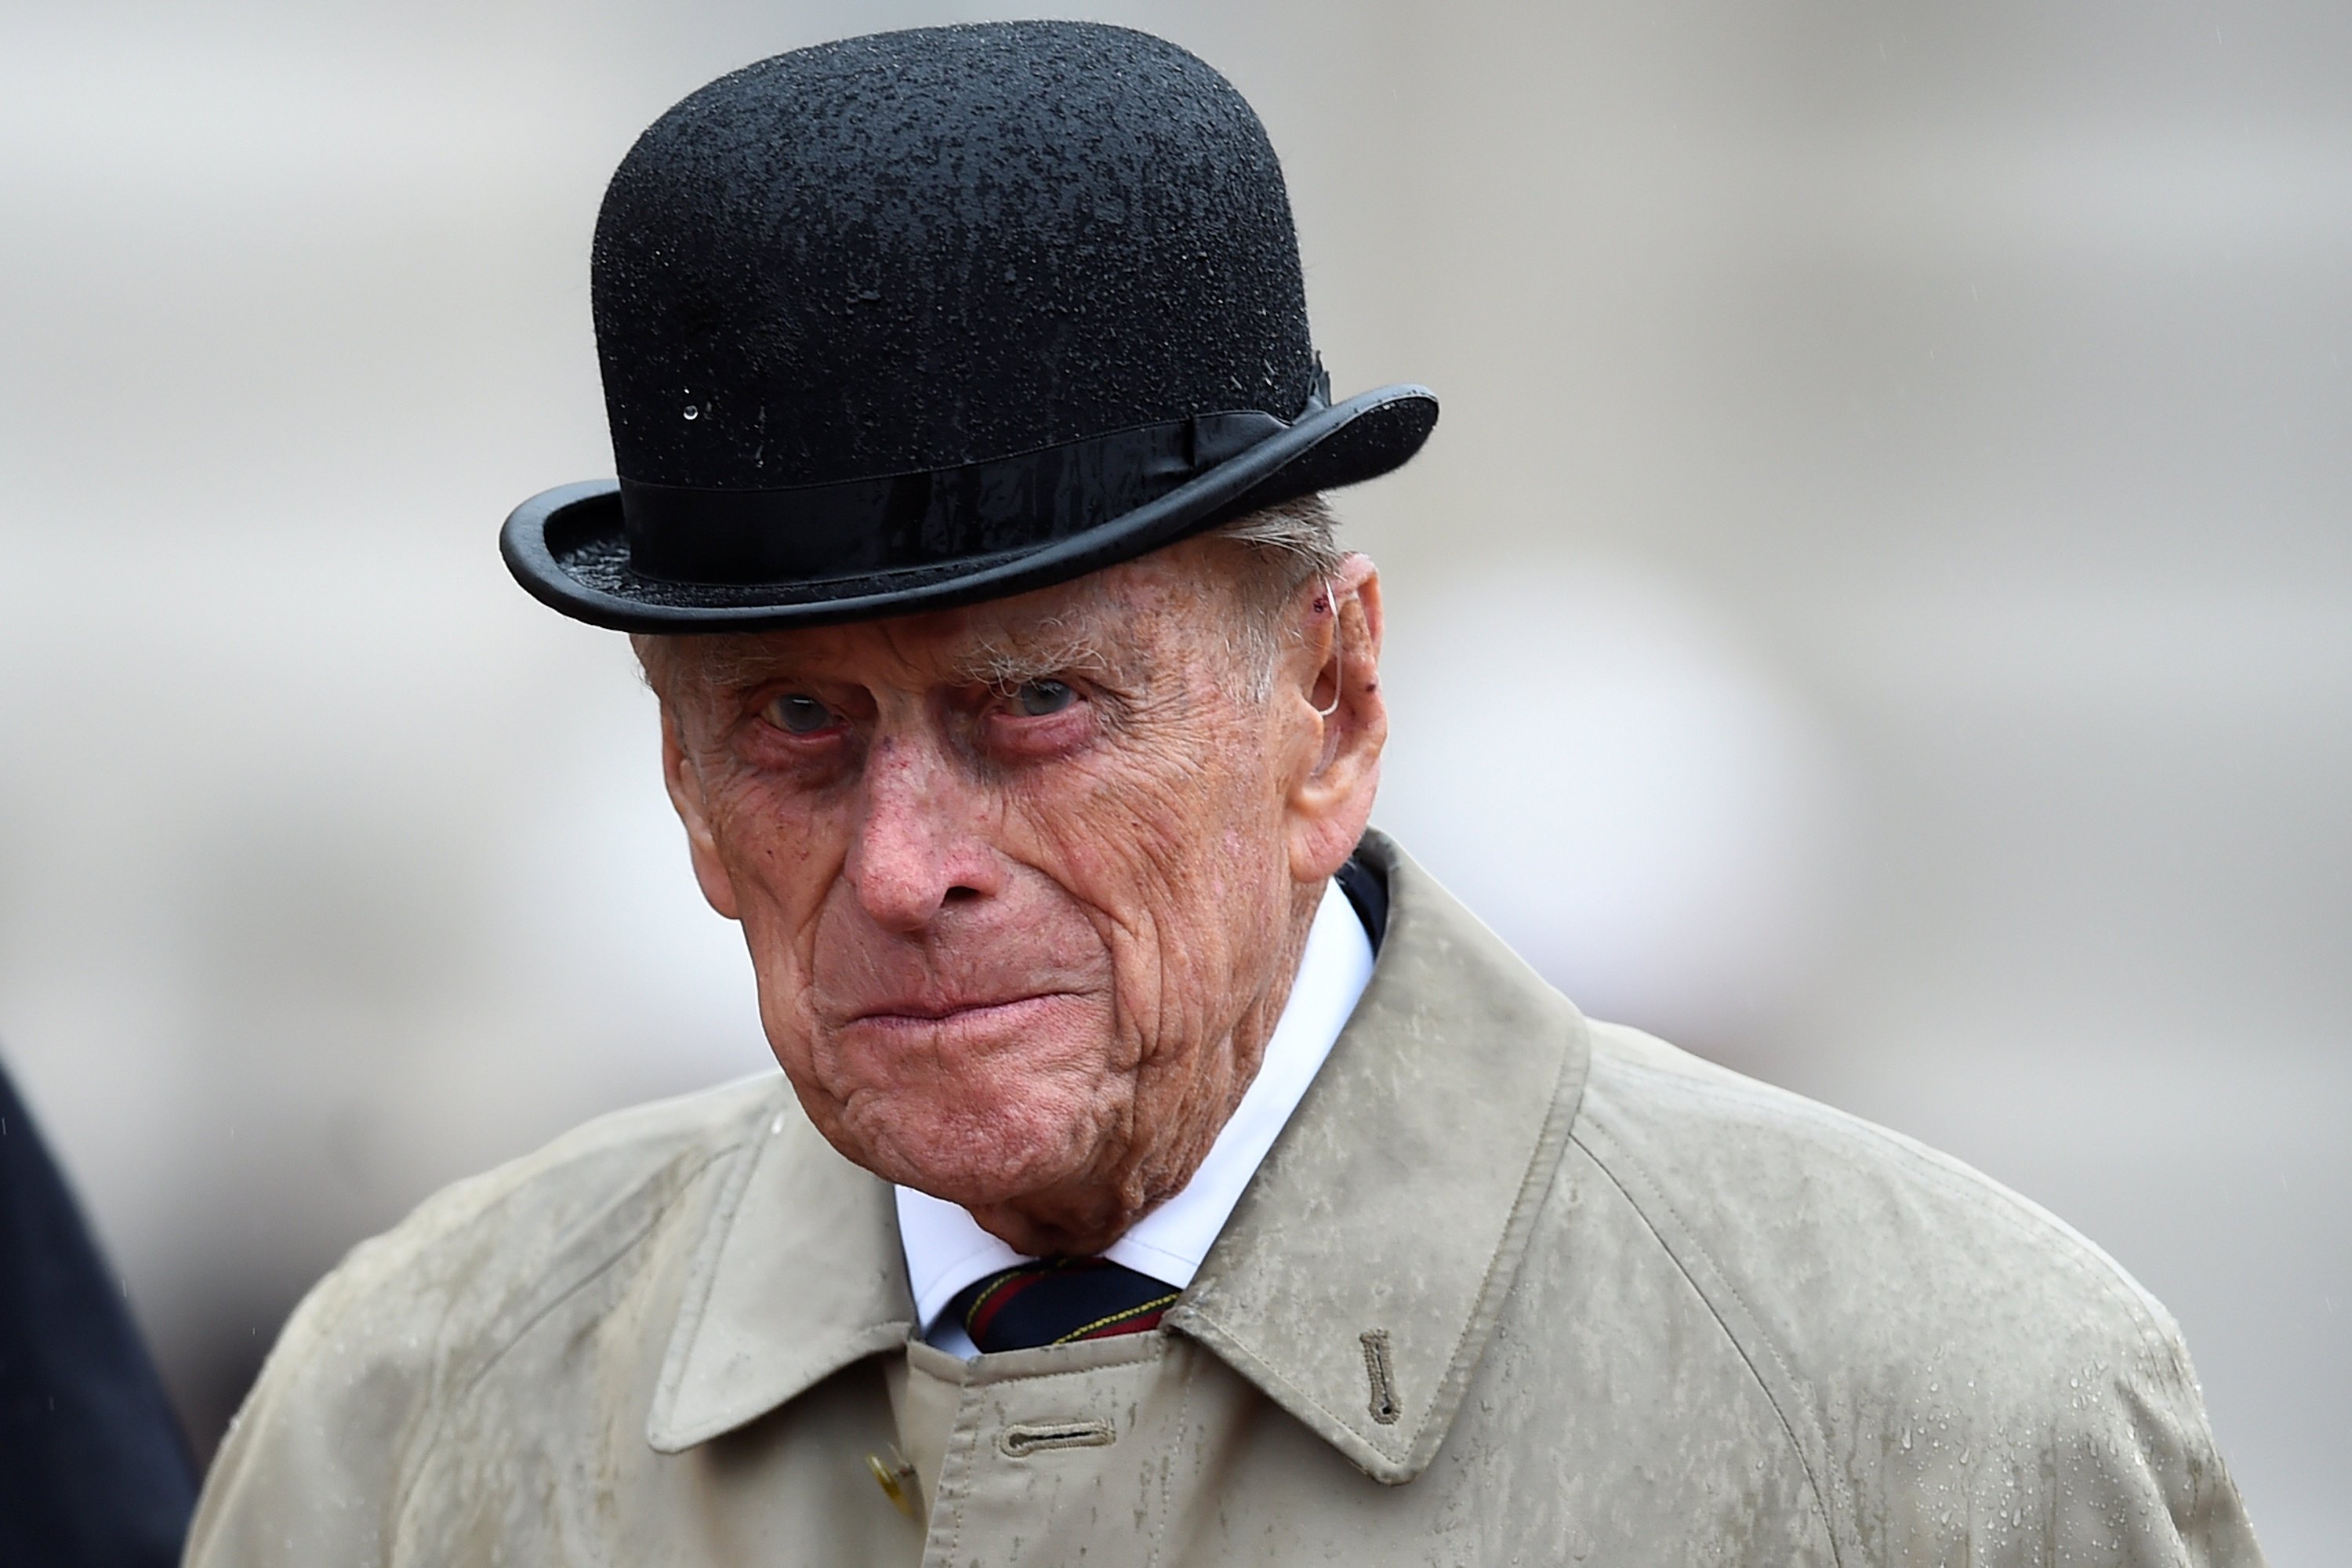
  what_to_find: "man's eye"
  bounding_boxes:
[1011,678,1076,717]
[765,694,838,735]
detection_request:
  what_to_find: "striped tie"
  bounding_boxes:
[946,1258,1181,1352]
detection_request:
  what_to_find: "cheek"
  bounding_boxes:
[704,782,850,1051]
[706,764,844,898]
[1017,720,1290,1041]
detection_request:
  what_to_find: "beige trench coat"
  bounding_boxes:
[187,835,2262,1566]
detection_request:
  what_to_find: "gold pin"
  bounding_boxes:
[866,1447,919,1518]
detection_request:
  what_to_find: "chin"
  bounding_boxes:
[806,996,1123,1203]
[852,1090,1103,1209]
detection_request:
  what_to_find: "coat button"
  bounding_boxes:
[866,1449,917,1518]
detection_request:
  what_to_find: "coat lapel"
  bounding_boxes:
[1164,833,1592,1483]
[645,1096,914,1453]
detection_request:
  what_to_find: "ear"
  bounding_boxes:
[1283,554,1387,885]
[662,706,742,922]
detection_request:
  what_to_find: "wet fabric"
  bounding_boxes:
[0,1058,195,1568]
[185,834,2265,1566]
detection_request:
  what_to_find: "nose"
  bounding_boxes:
[843,735,1003,933]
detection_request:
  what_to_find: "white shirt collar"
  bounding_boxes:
[895,877,1376,1354]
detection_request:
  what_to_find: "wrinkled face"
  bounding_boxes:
[651,537,1383,1254]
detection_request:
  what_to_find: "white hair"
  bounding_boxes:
[1210,492,1345,587]
[1204,492,1345,699]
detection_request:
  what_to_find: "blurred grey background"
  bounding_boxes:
[1,0,2343,1557]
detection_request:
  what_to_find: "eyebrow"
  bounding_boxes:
[661,604,1137,699]
[946,613,1121,690]
[681,638,807,693]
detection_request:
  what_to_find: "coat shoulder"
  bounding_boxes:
[1559,1021,2262,1564]
[324,1072,786,1356]
[1573,1021,2175,1353]
[186,1073,794,1566]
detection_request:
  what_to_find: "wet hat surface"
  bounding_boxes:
[502,20,1436,631]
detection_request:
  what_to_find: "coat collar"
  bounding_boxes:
[1162,833,1590,1482]
[645,832,1591,1484]
[644,1089,912,1453]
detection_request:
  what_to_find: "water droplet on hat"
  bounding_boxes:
[682,405,700,420]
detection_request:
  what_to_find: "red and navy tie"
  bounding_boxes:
[947,1258,1181,1352]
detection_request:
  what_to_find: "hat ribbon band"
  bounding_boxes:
[619,407,1297,586]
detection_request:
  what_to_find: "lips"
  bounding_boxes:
[844,991,1079,1029]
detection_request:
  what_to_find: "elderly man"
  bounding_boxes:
[188,22,2262,1566]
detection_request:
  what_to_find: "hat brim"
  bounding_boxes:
[500,383,1436,633]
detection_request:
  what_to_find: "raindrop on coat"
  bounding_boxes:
[683,405,700,420]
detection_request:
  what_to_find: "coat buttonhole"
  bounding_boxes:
[1361,1329,1401,1425]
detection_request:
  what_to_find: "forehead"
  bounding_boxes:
[655,543,1236,693]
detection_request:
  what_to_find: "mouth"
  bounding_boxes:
[845,991,1083,1030]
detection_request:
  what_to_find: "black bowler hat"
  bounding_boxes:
[501,21,1436,632]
